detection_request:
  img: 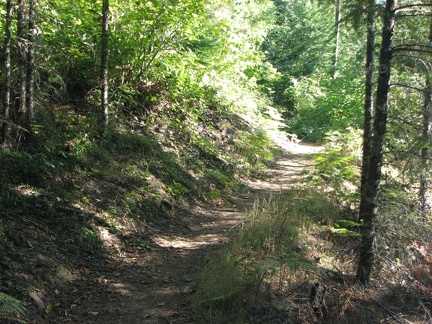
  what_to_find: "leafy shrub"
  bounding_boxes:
[205,170,235,190]
[288,70,364,142]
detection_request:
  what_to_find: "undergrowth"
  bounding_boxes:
[309,129,362,210]
[0,292,27,323]
[0,95,278,321]
[312,130,432,292]
[194,129,432,322]
[193,193,317,323]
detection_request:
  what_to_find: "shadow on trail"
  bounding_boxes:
[0,136,325,323]
[59,144,325,324]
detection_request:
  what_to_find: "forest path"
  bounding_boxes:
[60,121,323,324]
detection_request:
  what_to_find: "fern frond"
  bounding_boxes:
[0,292,27,323]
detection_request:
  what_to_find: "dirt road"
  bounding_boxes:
[54,136,322,324]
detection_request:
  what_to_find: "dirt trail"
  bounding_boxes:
[56,130,323,324]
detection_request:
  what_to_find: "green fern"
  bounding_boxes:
[0,292,27,323]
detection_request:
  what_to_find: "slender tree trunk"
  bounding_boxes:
[26,0,36,123]
[419,79,432,216]
[2,0,13,145]
[356,0,397,285]
[101,0,109,129]
[359,2,376,222]
[17,0,27,127]
[332,0,342,77]
[418,19,432,217]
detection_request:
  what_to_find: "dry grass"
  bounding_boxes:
[194,188,432,323]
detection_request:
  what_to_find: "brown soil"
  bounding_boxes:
[31,140,321,324]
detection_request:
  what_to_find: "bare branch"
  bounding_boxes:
[395,4,432,12]
[393,43,432,55]
[390,83,427,93]
[397,12,432,18]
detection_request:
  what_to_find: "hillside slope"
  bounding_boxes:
[0,102,283,322]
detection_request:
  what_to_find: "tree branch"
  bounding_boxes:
[395,4,432,12]
[390,83,427,93]
[372,298,403,324]
[397,12,432,18]
[393,43,432,55]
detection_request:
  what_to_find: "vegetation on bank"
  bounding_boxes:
[193,130,432,323]
[0,93,280,320]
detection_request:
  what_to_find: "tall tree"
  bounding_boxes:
[357,0,397,284]
[359,1,377,222]
[418,20,432,217]
[26,0,36,123]
[333,0,342,77]
[101,0,109,129]
[2,0,13,145]
[17,0,27,128]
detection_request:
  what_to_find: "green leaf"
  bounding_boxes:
[45,304,54,314]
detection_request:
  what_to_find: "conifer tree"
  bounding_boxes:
[357,0,397,284]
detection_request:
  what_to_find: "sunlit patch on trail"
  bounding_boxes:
[153,233,227,249]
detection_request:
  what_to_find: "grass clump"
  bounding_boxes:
[193,194,314,323]
[233,196,301,257]
[193,250,251,320]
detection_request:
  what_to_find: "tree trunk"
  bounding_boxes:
[2,0,13,145]
[332,0,342,77]
[26,0,36,123]
[418,21,432,217]
[101,0,109,129]
[419,80,432,216]
[17,0,27,127]
[359,2,376,222]
[356,0,397,285]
